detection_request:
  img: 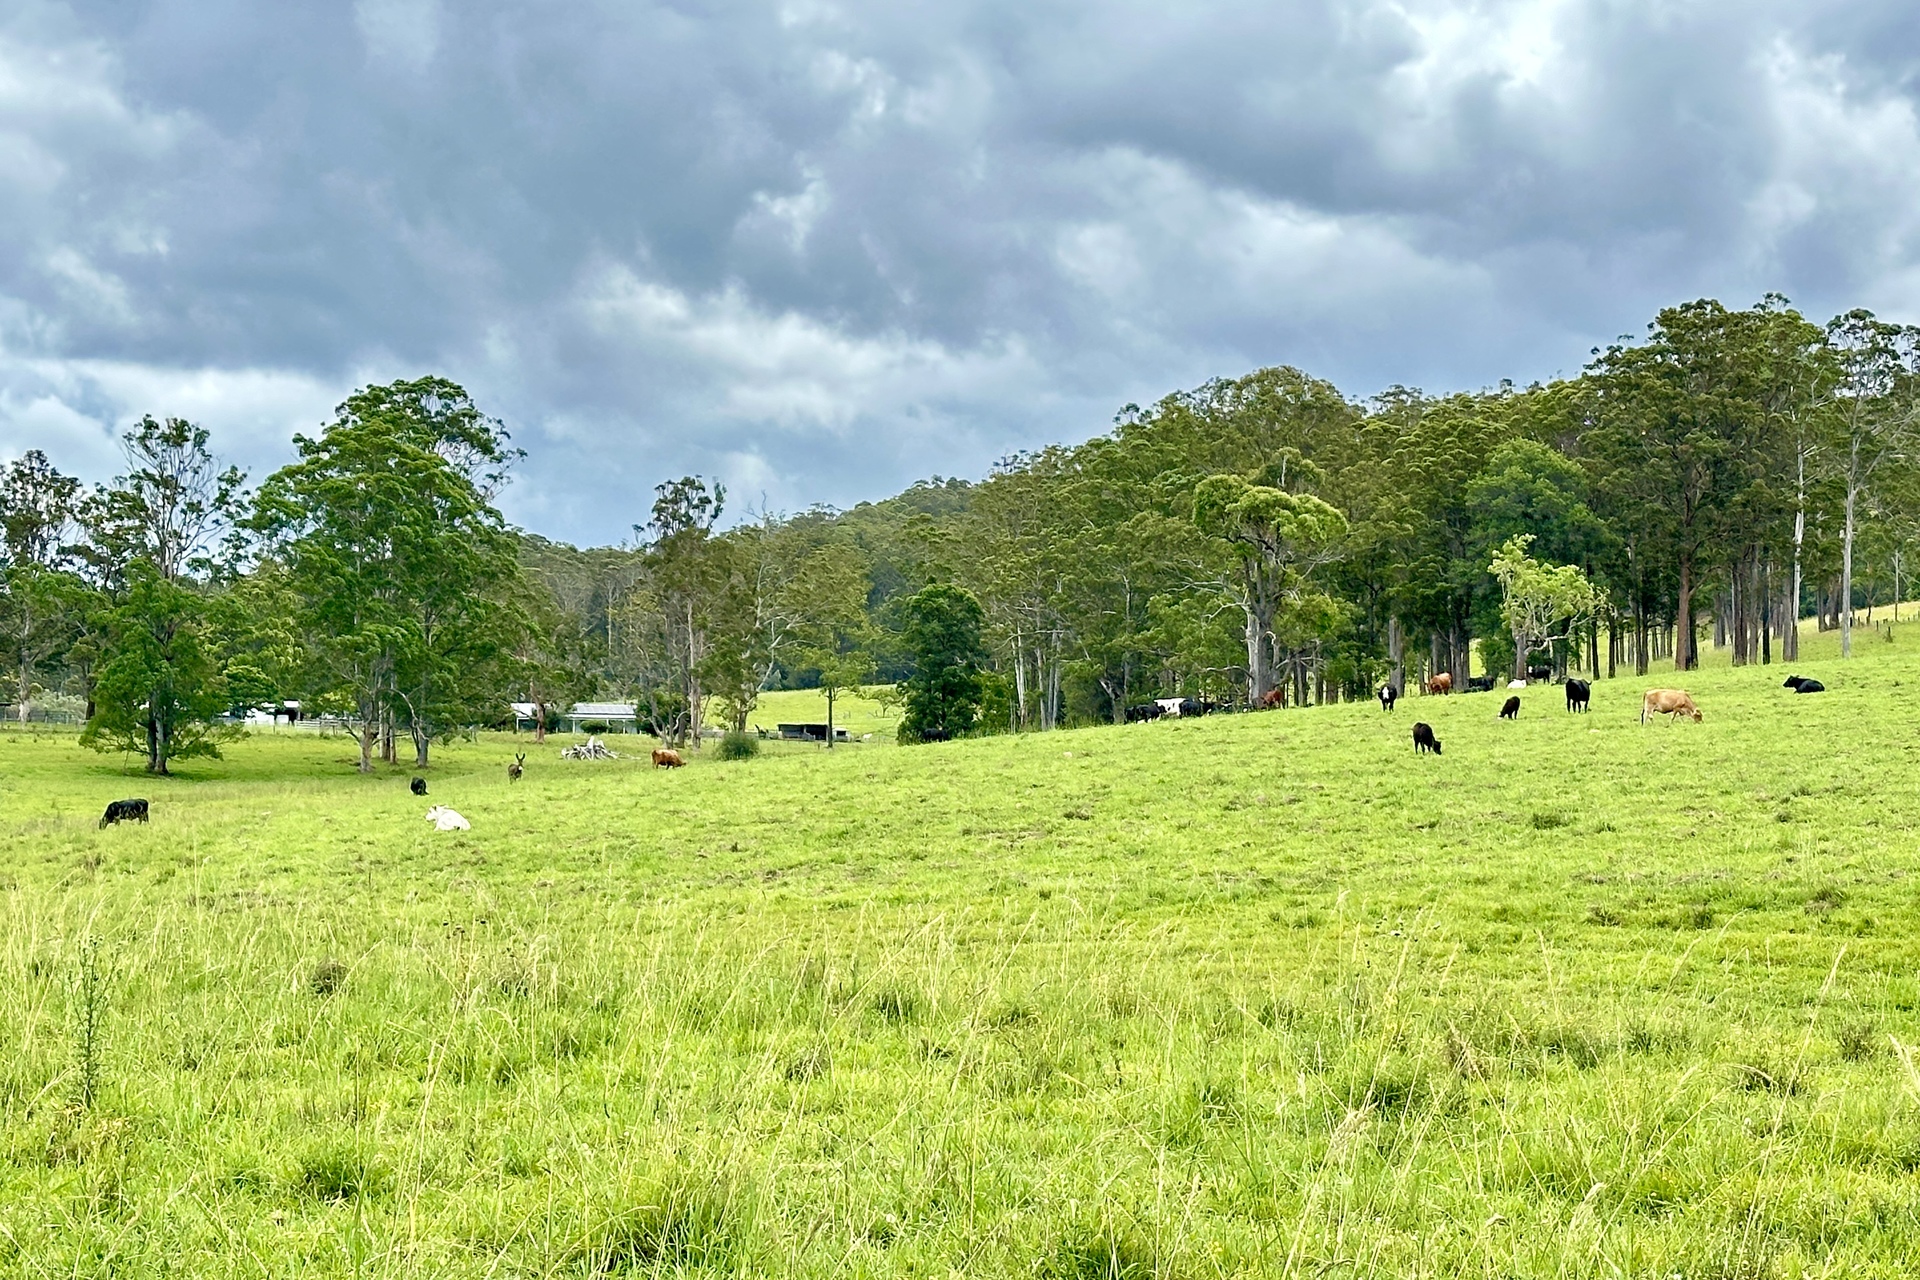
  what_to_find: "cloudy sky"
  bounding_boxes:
[2,0,1918,544]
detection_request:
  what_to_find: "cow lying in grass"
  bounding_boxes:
[1641,689,1702,723]
[425,806,470,831]
[99,799,148,828]
[1783,675,1826,694]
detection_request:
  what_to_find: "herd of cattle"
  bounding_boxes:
[88,669,1834,831]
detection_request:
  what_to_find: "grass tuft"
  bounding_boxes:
[291,1144,388,1202]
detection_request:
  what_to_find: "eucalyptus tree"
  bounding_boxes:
[255,378,523,771]
[1489,536,1600,682]
[1192,471,1347,703]
[1587,301,1783,670]
[1823,310,1920,657]
[637,475,726,746]
[0,450,83,719]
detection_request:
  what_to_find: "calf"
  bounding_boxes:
[1412,722,1442,754]
[651,748,685,768]
[1783,675,1825,694]
[1426,673,1453,696]
[1258,688,1285,710]
[424,805,470,831]
[1564,678,1591,713]
[98,798,149,828]
[1378,683,1397,712]
[410,777,428,796]
[1499,695,1520,720]
[1640,689,1703,724]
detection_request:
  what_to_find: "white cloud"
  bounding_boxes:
[354,0,443,71]
[578,263,1041,433]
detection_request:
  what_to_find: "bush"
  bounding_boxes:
[580,720,611,734]
[716,730,759,761]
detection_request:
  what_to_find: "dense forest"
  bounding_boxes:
[4,296,1918,770]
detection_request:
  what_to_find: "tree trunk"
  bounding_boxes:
[1244,603,1276,703]
[1387,616,1405,694]
[413,723,429,768]
[532,697,547,745]
[825,685,836,749]
[1675,554,1697,671]
[358,693,375,773]
[1842,480,1858,658]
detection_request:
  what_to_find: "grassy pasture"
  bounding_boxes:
[4,624,1920,1275]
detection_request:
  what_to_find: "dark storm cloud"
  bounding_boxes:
[2,0,1918,541]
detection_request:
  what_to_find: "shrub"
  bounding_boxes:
[308,958,348,997]
[716,730,758,761]
[580,720,611,735]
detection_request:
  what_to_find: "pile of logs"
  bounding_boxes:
[559,737,621,760]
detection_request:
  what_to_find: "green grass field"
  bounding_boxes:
[5,621,1920,1277]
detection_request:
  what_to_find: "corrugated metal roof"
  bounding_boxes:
[570,702,637,718]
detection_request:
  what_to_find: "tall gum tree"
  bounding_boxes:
[1192,473,1347,703]
[1823,310,1920,658]
[254,378,521,772]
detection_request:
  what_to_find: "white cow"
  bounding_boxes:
[425,805,470,831]
[1154,697,1185,718]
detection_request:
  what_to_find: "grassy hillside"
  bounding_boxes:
[3,622,1919,1276]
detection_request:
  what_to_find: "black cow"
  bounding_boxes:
[1466,675,1497,693]
[99,798,149,828]
[1379,684,1398,712]
[1124,703,1165,723]
[1499,695,1520,720]
[1526,664,1552,682]
[1412,722,1441,755]
[1784,675,1825,694]
[1565,678,1591,713]
[411,777,428,796]
[1178,698,1218,717]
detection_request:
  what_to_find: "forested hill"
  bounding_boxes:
[3,299,1915,767]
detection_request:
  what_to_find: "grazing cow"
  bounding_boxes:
[507,751,526,783]
[1466,675,1497,693]
[410,777,428,796]
[1178,698,1219,717]
[1378,684,1397,712]
[651,748,685,768]
[1640,689,1703,724]
[1565,678,1591,713]
[1426,673,1453,696]
[425,805,470,831]
[1259,688,1286,710]
[1499,695,1520,720]
[1124,703,1165,723]
[1783,675,1825,694]
[1154,696,1186,718]
[98,798,149,828]
[1412,722,1442,754]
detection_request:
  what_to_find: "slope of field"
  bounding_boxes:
[3,627,1920,1276]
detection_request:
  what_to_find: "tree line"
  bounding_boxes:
[3,297,1917,770]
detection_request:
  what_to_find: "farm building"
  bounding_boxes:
[510,701,643,733]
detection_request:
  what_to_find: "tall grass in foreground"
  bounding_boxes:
[0,624,1918,1274]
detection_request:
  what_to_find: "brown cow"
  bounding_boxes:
[651,748,686,768]
[1640,689,1702,724]
[1258,688,1285,709]
[1426,673,1453,696]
